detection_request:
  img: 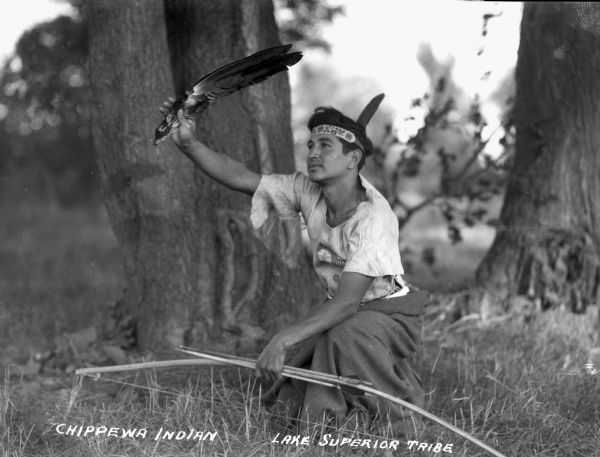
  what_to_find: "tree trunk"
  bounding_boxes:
[87,0,321,352]
[476,2,600,314]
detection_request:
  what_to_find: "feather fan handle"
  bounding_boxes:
[356,93,385,127]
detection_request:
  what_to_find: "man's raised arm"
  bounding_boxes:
[163,102,261,196]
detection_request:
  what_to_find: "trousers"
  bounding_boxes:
[264,290,429,435]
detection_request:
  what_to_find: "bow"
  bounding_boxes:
[175,347,506,457]
[75,348,506,457]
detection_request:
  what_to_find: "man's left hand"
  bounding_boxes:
[255,334,287,381]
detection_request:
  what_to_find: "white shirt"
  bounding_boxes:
[250,172,408,303]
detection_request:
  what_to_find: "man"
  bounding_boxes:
[161,94,428,434]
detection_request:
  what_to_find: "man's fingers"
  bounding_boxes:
[177,110,196,131]
[264,369,274,382]
[255,355,267,378]
[177,109,189,128]
[266,362,281,381]
[255,360,277,381]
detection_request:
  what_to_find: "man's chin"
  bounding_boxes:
[307,167,322,181]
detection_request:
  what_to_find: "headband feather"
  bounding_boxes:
[356,93,385,127]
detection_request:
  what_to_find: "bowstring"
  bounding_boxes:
[67,370,412,442]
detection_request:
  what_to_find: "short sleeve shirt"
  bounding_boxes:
[250,172,407,303]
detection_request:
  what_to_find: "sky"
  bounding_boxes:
[298,1,522,140]
[0,0,522,139]
[318,1,522,100]
[0,0,74,61]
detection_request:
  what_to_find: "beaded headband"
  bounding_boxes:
[310,124,364,150]
[309,94,385,153]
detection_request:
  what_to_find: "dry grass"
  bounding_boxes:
[1,204,600,456]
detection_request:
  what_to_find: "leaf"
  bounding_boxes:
[436,77,446,93]
[16,358,41,377]
[422,246,436,266]
[478,177,492,187]
[403,156,421,177]
[471,208,488,220]
[103,344,129,365]
[65,326,97,353]
[448,226,463,244]
[476,192,493,202]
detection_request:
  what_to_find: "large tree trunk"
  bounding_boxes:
[87,0,321,352]
[476,3,600,314]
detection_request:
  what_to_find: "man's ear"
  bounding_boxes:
[348,148,362,169]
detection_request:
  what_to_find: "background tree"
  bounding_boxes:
[0,15,95,206]
[475,2,600,315]
[0,1,342,209]
[86,0,322,352]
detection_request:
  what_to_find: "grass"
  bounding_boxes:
[1,202,600,456]
[0,200,124,367]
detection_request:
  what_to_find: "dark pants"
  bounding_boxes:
[265,291,428,436]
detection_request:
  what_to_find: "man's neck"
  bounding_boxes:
[321,173,366,216]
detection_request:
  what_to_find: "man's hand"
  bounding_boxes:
[254,273,372,379]
[159,98,197,150]
[157,97,261,196]
[255,333,288,381]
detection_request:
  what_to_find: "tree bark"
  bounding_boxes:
[476,2,600,314]
[87,0,321,352]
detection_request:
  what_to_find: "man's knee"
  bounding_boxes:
[325,311,378,345]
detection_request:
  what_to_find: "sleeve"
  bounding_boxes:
[250,171,314,230]
[343,209,405,277]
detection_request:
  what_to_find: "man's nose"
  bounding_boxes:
[308,147,320,159]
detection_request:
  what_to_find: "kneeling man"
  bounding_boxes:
[162,93,428,434]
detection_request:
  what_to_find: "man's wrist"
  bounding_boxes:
[180,139,199,153]
[274,331,294,351]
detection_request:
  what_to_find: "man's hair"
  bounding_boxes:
[307,106,373,170]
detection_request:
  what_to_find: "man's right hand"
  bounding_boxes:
[159,98,197,150]
[158,97,261,196]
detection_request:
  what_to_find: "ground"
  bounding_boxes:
[1,202,600,456]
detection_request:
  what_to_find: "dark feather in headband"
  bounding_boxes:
[356,93,385,127]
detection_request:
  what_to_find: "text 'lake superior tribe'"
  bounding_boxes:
[272,433,454,452]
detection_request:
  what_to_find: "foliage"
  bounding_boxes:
[388,88,514,241]
[274,0,344,51]
[381,11,515,243]
[346,12,516,274]
[0,14,96,206]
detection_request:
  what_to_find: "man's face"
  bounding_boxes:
[306,133,355,183]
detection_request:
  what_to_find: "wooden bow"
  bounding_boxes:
[75,347,506,457]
